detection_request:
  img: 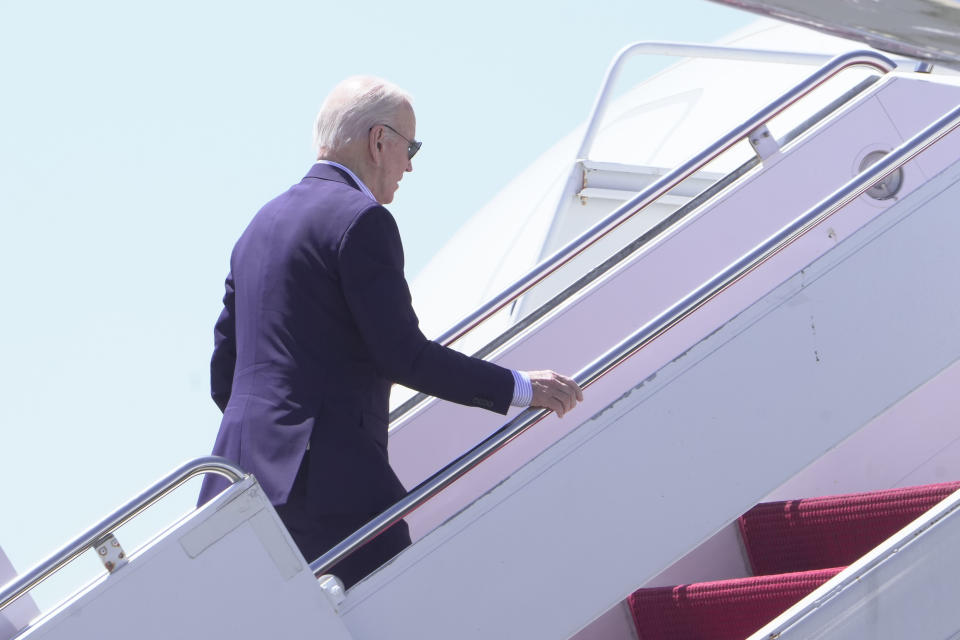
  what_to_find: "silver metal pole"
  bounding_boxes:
[576,42,845,161]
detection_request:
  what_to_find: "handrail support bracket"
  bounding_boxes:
[94,533,128,574]
[748,124,781,160]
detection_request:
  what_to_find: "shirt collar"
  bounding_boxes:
[314,160,377,202]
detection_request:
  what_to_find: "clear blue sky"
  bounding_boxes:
[0,0,752,610]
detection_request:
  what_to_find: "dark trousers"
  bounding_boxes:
[275,449,411,589]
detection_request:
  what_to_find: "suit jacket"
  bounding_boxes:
[198,163,514,514]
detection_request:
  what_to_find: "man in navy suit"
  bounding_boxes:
[199,76,582,587]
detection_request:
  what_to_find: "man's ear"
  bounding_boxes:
[368,125,384,165]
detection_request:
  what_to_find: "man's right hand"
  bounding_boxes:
[527,370,583,418]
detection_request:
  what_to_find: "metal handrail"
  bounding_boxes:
[576,42,895,162]
[0,456,246,614]
[559,43,911,254]
[430,49,894,350]
[386,50,895,428]
[389,73,883,423]
[312,99,960,579]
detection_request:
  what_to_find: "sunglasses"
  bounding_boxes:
[376,123,422,160]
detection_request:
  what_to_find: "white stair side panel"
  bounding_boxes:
[513,198,679,319]
[387,74,960,543]
[341,151,960,639]
[760,355,960,501]
[19,480,352,640]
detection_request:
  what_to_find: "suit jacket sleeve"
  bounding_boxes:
[339,205,514,414]
[210,269,237,412]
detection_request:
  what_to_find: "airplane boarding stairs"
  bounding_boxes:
[385,57,960,548]
[339,139,960,640]
[6,53,960,639]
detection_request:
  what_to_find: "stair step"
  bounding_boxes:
[628,567,843,640]
[739,480,960,575]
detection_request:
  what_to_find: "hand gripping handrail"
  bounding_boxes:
[0,456,245,615]
[312,99,960,579]
[429,49,895,349]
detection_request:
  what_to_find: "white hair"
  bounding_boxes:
[313,76,413,155]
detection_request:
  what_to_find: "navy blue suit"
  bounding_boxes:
[199,163,513,584]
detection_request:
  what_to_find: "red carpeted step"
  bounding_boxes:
[628,567,843,640]
[739,480,960,576]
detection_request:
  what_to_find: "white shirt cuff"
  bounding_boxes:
[510,370,533,407]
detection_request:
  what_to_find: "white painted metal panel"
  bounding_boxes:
[341,150,960,639]
[761,356,960,501]
[18,480,352,640]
